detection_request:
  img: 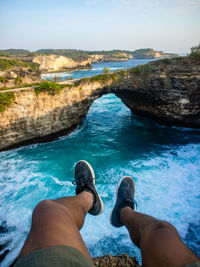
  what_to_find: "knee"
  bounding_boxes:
[32,199,55,221]
[149,221,177,234]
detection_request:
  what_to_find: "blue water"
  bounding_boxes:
[0,61,200,266]
[41,59,158,81]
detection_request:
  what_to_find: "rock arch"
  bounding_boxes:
[0,57,199,151]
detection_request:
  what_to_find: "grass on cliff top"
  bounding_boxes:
[130,64,152,76]
[0,58,39,71]
[34,81,66,95]
[0,92,15,112]
[73,72,120,87]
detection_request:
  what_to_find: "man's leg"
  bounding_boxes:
[18,192,94,262]
[110,176,200,267]
[120,208,199,267]
[17,160,104,265]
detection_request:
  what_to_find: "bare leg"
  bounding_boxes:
[120,207,200,267]
[18,191,94,263]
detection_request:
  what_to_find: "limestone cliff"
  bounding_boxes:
[33,55,92,72]
[0,57,199,151]
[114,57,200,127]
[90,52,133,63]
[132,49,178,59]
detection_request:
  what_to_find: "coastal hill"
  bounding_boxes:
[0,48,178,88]
[0,56,199,151]
[0,48,178,62]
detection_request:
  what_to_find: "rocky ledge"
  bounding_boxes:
[0,56,199,151]
[93,254,140,267]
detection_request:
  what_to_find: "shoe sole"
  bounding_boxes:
[110,176,134,227]
[76,160,104,215]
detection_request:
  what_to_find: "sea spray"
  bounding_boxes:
[0,94,199,266]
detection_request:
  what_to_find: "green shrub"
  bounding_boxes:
[14,76,22,87]
[72,72,119,87]
[0,53,10,57]
[90,74,110,83]
[130,64,152,76]
[118,70,127,76]
[0,58,39,71]
[161,58,171,64]
[73,78,88,87]
[110,73,119,82]
[35,81,65,95]
[0,76,8,86]
[0,92,15,112]
[190,44,200,61]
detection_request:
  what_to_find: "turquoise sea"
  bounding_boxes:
[41,58,158,80]
[0,60,200,266]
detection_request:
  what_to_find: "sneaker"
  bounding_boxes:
[110,176,136,227]
[73,160,104,216]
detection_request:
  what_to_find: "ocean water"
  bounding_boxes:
[0,62,200,266]
[41,59,157,81]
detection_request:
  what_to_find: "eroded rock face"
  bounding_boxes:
[0,57,199,151]
[33,55,92,72]
[114,57,200,128]
[0,80,111,150]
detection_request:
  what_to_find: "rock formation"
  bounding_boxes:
[114,57,200,128]
[90,52,134,62]
[93,254,140,267]
[33,54,92,72]
[0,57,199,151]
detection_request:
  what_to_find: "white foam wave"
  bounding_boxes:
[81,144,200,260]
[0,143,199,266]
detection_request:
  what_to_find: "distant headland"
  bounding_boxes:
[0,48,179,88]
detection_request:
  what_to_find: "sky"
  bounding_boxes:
[0,0,200,53]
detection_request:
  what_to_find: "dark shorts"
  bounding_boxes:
[13,246,93,267]
[13,245,200,267]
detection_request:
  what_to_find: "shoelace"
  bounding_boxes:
[72,177,95,186]
[133,199,138,210]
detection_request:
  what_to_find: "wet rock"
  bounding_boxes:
[0,248,9,263]
[0,221,8,234]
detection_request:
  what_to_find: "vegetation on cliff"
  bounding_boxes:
[130,64,152,76]
[0,76,8,87]
[34,81,65,95]
[190,44,200,61]
[0,58,39,71]
[0,92,15,112]
[73,72,119,87]
[0,49,30,56]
